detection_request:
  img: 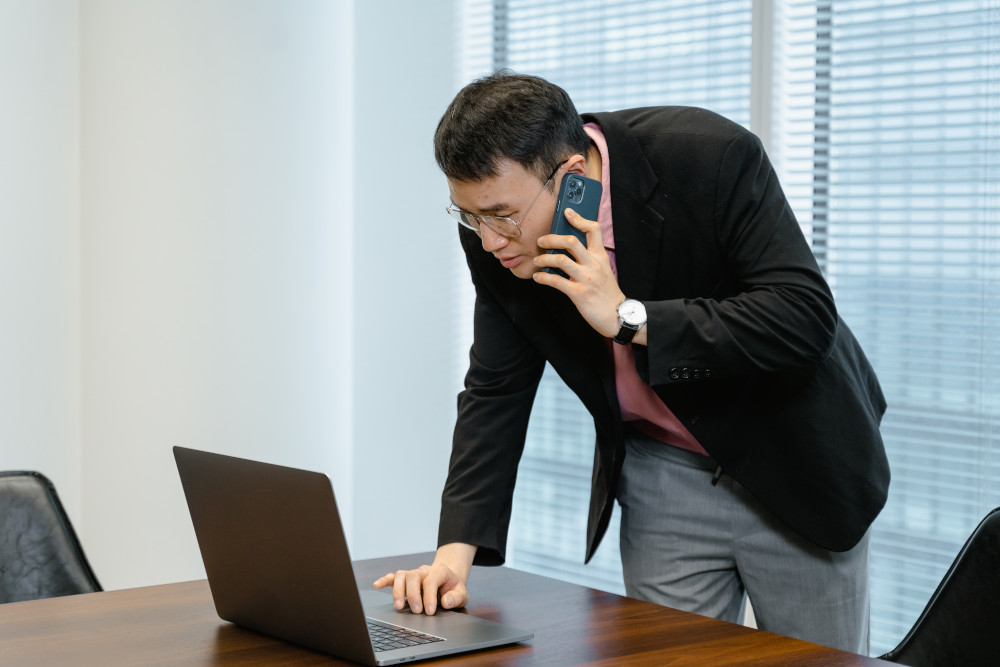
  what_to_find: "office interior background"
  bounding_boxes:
[1,0,996,656]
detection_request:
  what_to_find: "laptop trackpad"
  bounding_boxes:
[359,588,396,610]
[358,588,522,642]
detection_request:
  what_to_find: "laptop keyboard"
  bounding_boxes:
[367,618,445,653]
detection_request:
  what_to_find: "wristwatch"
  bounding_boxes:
[614,298,647,344]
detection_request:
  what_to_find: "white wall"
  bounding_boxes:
[0,0,82,512]
[2,0,459,590]
[350,2,459,559]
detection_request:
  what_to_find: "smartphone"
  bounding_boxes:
[543,173,603,278]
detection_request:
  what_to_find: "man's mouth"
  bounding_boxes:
[497,255,522,269]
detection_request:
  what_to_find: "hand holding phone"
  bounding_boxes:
[543,173,603,278]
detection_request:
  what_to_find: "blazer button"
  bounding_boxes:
[669,368,680,380]
[692,370,702,379]
[704,369,714,378]
[681,368,691,379]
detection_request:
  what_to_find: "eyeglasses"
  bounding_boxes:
[446,161,566,239]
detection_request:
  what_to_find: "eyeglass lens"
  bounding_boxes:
[449,208,519,238]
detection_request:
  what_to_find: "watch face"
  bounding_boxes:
[619,299,647,326]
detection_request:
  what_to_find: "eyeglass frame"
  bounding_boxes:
[445,160,568,239]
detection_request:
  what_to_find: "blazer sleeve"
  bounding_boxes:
[638,130,838,385]
[437,233,546,566]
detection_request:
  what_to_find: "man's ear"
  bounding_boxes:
[564,153,587,175]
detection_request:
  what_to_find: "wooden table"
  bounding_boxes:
[0,553,891,665]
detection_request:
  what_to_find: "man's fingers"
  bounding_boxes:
[423,569,468,615]
[537,235,588,263]
[423,581,439,616]
[386,566,428,612]
[565,208,601,237]
[539,217,602,269]
[391,569,409,610]
[374,563,468,616]
[420,567,450,615]
[566,209,608,260]
[405,566,432,614]
[533,251,579,279]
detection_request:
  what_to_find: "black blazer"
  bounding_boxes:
[439,107,889,565]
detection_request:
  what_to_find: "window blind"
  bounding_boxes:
[774,0,1000,652]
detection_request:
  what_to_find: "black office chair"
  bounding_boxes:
[880,506,1000,666]
[0,471,102,603]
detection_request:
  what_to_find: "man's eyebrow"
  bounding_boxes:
[450,201,515,215]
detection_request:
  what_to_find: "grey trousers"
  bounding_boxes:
[617,429,871,654]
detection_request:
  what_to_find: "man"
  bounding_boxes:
[375,71,889,653]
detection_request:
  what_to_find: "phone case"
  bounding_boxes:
[543,173,603,277]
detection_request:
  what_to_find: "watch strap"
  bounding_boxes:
[613,323,639,345]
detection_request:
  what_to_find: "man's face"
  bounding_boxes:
[448,159,559,280]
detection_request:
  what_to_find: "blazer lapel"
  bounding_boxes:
[584,111,664,301]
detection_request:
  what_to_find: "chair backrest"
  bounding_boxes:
[880,506,1000,666]
[0,471,102,603]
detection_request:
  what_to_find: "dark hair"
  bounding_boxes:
[434,70,591,184]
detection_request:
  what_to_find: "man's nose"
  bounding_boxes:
[480,224,509,252]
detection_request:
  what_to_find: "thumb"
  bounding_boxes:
[440,582,468,609]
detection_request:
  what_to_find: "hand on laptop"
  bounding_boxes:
[373,542,477,615]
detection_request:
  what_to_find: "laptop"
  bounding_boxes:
[173,446,533,665]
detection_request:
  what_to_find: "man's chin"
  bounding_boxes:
[509,263,539,280]
[495,252,541,279]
